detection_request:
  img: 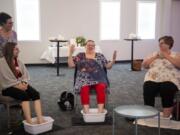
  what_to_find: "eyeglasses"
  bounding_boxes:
[159,41,165,45]
[87,44,95,46]
[14,47,19,51]
[6,21,14,25]
[159,42,169,48]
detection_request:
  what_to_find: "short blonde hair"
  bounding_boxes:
[85,40,95,45]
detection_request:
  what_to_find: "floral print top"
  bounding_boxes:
[73,52,109,93]
[144,51,180,90]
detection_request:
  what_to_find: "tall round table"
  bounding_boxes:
[124,38,141,71]
[49,39,69,76]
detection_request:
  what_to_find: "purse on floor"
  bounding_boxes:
[57,91,74,111]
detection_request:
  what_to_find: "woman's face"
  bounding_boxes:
[3,18,13,31]
[13,45,20,57]
[85,41,95,52]
[159,39,170,51]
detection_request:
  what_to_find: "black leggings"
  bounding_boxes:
[143,81,178,108]
[2,85,40,101]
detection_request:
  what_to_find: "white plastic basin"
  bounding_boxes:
[81,108,107,123]
[23,116,54,135]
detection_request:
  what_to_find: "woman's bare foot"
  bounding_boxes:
[32,120,38,125]
[163,107,173,118]
[26,119,41,125]
[98,109,105,113]
[37,118,47,124]
[98,104,105,113]
[26,119,34,125]
[83,108,89,114]
[83,105,89,114]
[162,114,171,118]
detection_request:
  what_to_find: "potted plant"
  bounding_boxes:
[76,36,86,47]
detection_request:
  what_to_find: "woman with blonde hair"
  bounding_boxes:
[68,40,116,113]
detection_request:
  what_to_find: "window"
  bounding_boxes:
[15,0,40,41]
[100,0,120,40]
[137,1,156,39]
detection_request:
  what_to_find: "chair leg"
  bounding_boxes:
[176,102,179,120]
[106,94,109,110]
[6,104,11,129]
[75,94,79,114]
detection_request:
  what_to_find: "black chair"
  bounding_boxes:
[0,94,22,129]
[174,91,180,120]
[73,65,110,113]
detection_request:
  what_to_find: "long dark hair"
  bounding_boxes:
[3,42,17,77]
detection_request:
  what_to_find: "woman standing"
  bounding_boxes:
[0,12,17,57]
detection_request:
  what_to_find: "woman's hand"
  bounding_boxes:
[160,51,180,68]
[112,50,117,62]
[68,44,76,68]
[106,50,117,69]
[159,50,170,59]
[69,44,75,56]
[14,82,28,91]
[142,52,159,69]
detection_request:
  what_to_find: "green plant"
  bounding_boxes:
[76,36,86,46]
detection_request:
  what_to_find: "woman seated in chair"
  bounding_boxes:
[68,40,117,113]
[0,42,45,124]
[142,36,180,118]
